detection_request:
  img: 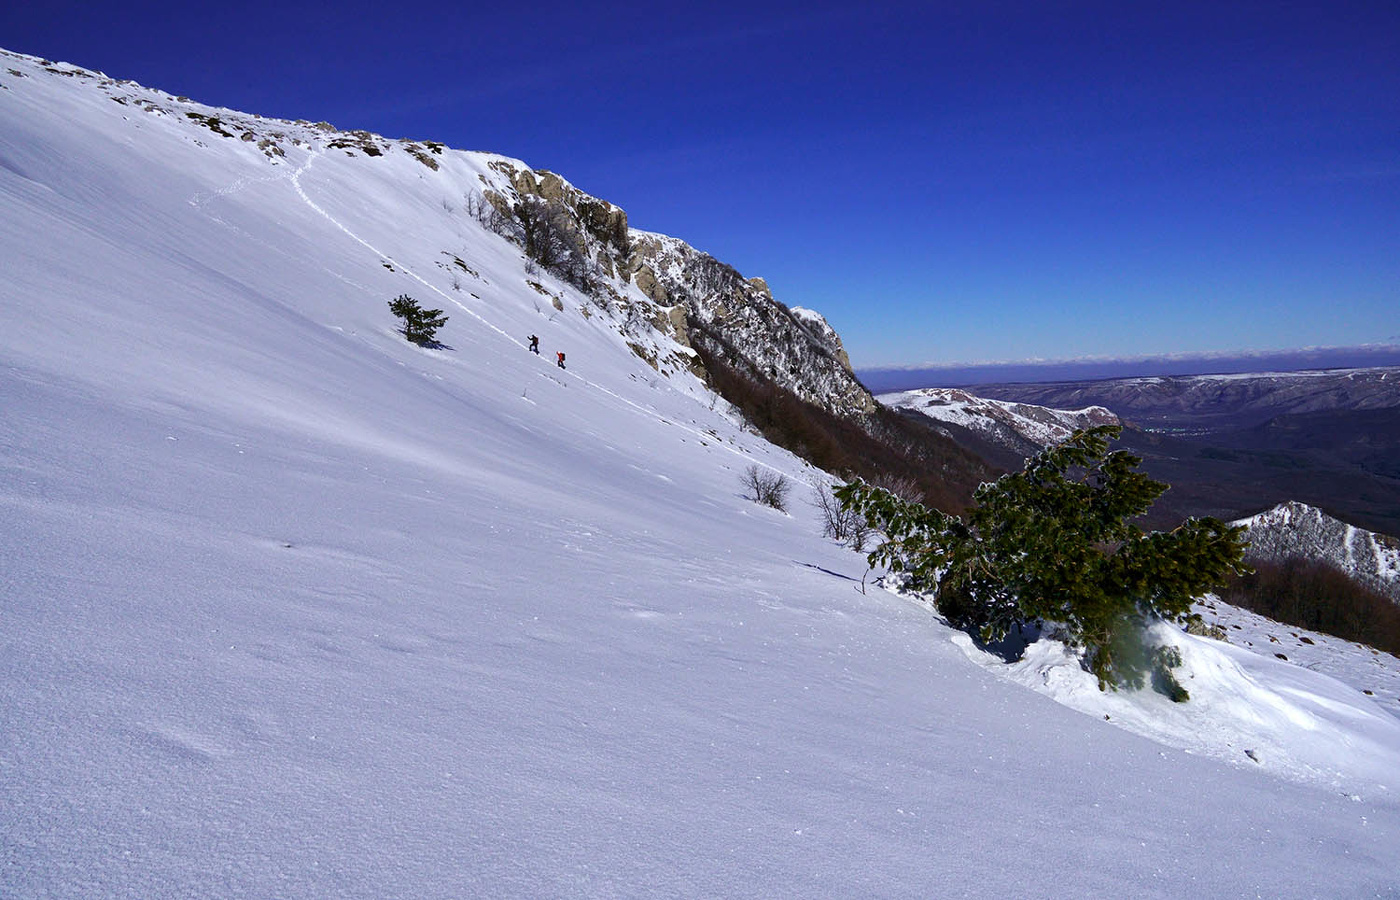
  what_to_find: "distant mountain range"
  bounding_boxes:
[859,347,1400,391]
[888,368,1400,537]
[961,368,1400,430]
[881,388,1119,471]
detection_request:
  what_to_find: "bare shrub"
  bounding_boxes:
[514,196,596,292]
[868,473,923,503]
[742,465,790,511]
[514,196,573,269]
[813,484,871,551]
[465,191,515,237]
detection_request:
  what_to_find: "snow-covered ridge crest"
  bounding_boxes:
[1,48,484,170]
[1235,501,1400,599]
[0,48,866,416]
[881,387,1119,454]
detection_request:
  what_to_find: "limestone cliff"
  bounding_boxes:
[480,158,876,419]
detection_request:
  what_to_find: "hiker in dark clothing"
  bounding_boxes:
[528,334,539,353]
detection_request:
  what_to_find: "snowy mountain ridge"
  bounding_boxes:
[1236,501,1400,599]
[4,46,1400,897]
[964,365,1400,429]
[880,387,1119,457]
[0,48,867,420]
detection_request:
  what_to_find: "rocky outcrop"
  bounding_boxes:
[790,306,855,372]
[627,232,876,418]
[476,160,874,417]
[1235,501,1400,600]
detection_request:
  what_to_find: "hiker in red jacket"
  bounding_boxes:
[556,351,566,369]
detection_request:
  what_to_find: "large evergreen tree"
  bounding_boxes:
[837,425,1248,692]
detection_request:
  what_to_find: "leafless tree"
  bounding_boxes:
[742,465,790,511]
[465,191,515,238]
[869,473,923,503]
[813,483,872,551]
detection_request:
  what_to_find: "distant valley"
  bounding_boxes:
[888,368,1400,536]
[963,367,1400,430]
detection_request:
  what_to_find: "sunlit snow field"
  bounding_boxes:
[3,50,1399,897]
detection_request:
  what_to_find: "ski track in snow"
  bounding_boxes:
[285,147,797,479]
[290,148,521,350]
[190,156,377,295]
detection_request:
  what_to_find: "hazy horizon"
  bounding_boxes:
[858,343,1400,392]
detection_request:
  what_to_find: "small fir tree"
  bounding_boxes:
[388,294,448,345]
[837,425,1248,692]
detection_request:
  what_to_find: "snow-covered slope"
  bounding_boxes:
[5,49,1400,897]
[1236,501,1400,599]
[882,387,1119,457]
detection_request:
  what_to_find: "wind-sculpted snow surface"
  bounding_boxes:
[957,619,1400,790]
[3,48,1400,898]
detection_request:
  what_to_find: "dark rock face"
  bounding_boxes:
[624,232,875,418]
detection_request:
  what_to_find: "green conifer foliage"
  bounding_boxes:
[388,294,448,345]
[837,425,1248,691]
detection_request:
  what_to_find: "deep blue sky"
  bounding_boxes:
[5,1,1397,369]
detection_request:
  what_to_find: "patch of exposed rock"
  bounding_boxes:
[627,232,875,418]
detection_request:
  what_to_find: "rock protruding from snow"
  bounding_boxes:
[1236,501,1400,600]
[449,152,875,421]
